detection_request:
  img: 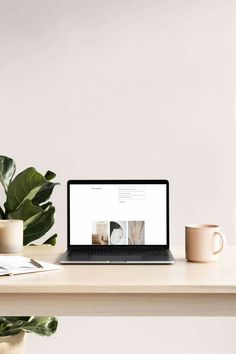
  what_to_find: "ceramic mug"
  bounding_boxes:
[0,220,23,253]
[185,224,226,262]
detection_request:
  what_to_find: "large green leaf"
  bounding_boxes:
[5,167,46,213]
[8,199,42,224]
[0,156,16,194]
[32,181,59,206]
[8,197,57,245]
[23,205,55,245]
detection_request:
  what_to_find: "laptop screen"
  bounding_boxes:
[68,181,168,246]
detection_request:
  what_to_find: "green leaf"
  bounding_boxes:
[8,199,42,224]
[43,234,57,246]
[21,316,58,336]
[44,171,56,181]
[5,167,46,213]
[4,317,31,322]
[0,316,57,337]
[32,182,59,206]
[0,207,6,219]
[0,162,59,246]
[8,199,43,232]
[23,205,55,245]
[0,156,16,194]
[0,317,31,337]
[40,202,52,210]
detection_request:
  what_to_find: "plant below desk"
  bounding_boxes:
[0,316,58,354]
[0,155,59,245]
[0,316,58,337]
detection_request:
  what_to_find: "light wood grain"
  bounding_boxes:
[2,293,236,316]
[1,246,236,316]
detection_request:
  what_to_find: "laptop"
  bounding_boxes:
[60,180,175,264]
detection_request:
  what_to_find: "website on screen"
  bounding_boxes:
[70,184,167,245]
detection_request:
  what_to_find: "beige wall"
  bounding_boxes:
[1,0,236,247]
[1,0,236,353]
[27,317,236,354]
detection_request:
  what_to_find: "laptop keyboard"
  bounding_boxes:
[70,248,169,256]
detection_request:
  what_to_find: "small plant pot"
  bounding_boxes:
[0,332,26,354]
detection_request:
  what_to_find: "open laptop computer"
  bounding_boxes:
[60,180,175,264]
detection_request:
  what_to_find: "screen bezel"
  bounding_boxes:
[67,180,170,250]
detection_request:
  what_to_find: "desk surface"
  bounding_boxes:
[1,246,236,316]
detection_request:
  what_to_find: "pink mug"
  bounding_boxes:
[185,224,226,262]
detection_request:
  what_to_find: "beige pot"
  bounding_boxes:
[0,332,26,354]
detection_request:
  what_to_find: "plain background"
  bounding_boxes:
[0,0,236,353]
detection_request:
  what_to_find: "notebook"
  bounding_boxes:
[0,256,61,276]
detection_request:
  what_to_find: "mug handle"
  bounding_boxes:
[213,231,226,254]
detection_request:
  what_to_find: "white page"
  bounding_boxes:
[0,256,61,276]
[0,256,35,272]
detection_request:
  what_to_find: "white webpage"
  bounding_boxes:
[70,184,167,245]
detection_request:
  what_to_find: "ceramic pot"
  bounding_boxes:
[0,332,26,354]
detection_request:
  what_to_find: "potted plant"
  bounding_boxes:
[0,158,59,352]
[0,316,58,354]
[0,155,59,245]
[0,157,59,352]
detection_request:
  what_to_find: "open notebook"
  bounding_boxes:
[0,256,61,276]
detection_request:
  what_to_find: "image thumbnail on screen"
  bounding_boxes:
[110,221,127,245]
[92,221,109,245]
[128,221,145,245]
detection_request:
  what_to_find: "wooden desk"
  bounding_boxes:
[1,246,236,316]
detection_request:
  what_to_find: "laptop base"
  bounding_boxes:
[60,249,175,264]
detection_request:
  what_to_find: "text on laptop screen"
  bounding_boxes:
[70,184,167,245]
